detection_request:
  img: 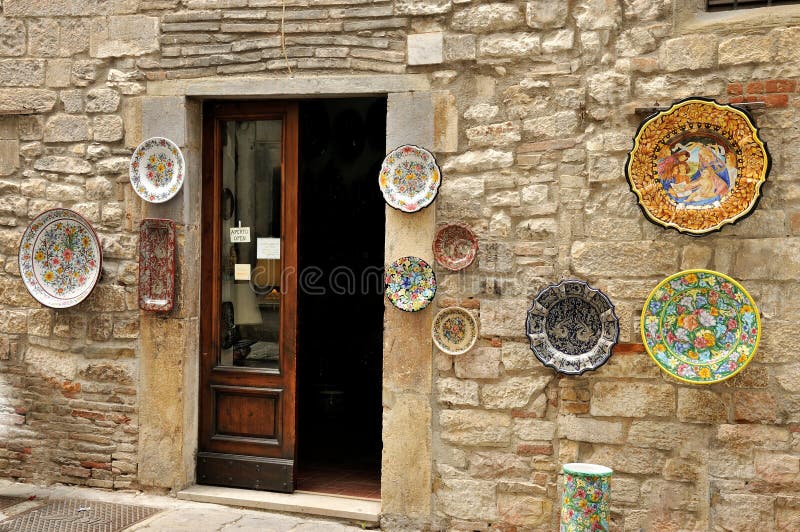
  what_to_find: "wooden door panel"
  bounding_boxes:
[199,101,298,492]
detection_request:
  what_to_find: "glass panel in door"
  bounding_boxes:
[219,119,282,370]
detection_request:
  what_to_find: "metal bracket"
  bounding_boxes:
[635,102,766,114]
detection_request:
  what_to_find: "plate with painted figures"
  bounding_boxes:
[641,269,760,384]
[129,137,185,203]
[379,145,441,212]
[138,218,176,312]
[526,279,619,375]
[626,97,769,235]
[385,256,436,312]
[433,223,478,271]
[432,306,478,355]
[19,208,102,309]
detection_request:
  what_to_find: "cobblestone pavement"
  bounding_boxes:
[0,481,372,531]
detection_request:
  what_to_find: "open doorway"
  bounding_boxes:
[296,98,386,499]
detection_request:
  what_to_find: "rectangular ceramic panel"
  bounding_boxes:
[138,218,176,312]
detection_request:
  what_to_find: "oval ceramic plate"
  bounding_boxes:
[526,279,619,375]
[130,137,186,203]
[379,145,441,212]
[433,223,478,271]
[626,97,769,235]
[641,269,760,384]
[385,256,436,312]
[19,208,102,308]
[432,306,478,355]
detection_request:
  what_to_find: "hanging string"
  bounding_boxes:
[281,0,293,76]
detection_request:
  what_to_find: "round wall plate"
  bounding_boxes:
[432,306,478,355]
[130,137,186,203]
[379,145,441,213]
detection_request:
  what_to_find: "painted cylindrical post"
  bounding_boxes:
[560,463,612,532]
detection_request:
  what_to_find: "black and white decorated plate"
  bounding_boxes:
[525,279,619,375]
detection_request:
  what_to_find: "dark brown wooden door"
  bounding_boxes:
[198,101,299,492]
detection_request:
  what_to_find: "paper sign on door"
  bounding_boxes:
[234,263,251,281]
[257,238,281,259]
[230,226,251,243]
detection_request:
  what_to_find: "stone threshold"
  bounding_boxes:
[177,484,380,524]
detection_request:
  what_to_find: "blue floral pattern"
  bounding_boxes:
[385,256,436,312]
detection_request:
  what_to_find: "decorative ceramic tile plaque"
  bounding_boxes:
[432,306,478,355]
[526,279,619,375]
[129,137,185,203]
[626,98,769,235]
[385,256,436,312]
[432,223,478,271]
[138,218,176,312]
[19,208,102,308]
[641,269,760,384]
[379,145,441,212]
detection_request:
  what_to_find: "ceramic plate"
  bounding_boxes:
[641,269,760,384]
[379,145,441,212]
[432,306,478,355]
[626,97,769,235]
[433,223,478,271]
[385,256,436,312]
[129,137,185,203]
[138,218,176,312]
[19,208,102,308]
[526,279,619,375]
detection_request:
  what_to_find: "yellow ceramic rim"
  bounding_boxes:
[627,98,769,235]
[640,268,761,384]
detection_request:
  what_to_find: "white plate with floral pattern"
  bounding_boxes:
[19,208,102,308]
[432,306,478,355]
[379,145,441,213]
[129,137,185,203]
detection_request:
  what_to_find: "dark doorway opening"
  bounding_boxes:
[296,97,386,499]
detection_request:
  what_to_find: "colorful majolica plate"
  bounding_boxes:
[138,218,176,312]
[433,223,478,271]
[526,280,619,375]
[129,137,185,203]
[19,209,102,309]
[432,306,478,355]
[379,145,441,212]
[626,97,770,235]
[641,269,760,384]
[385,256,436,312]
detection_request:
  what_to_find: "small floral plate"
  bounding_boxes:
[379,145,441,213]
[432,306,478,355]
[19,208,102,308]
[385,256,436,312]
[641,269,760,384]
[433,223,478,271]
[129,137,185,203]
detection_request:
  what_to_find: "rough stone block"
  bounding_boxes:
[86,89,121,113]
[5,0,138,16]
[93,115,124,142]
[719,35,773,65]
[407,33,443,66]
[572,241,678,277]
[676,388,729,424]
[443,149,513,174]
[574,0,621,30]
[513,418,555,440]
[775,27,800,63]
[479,33,540,57]
[440,409,512,446]
[438,377,479,406]
[713,493,775,532]
[436,478,497,520]
[90,16,160,58]
[525,1,567,29]
[468,451,531,479]
[481,376,551,409]
[587,71,630,104]
[452,3,522,32]
[432,91,458,153]
[497,493,552,527]
[0,60,46,87]
[454,347,501,379]
[523,110,579,138]
[394,0,452,16]
[0,140,19,176]
[659,35,718,72]
[44,114,90,142]
[444,34,476,62]
[34,156,91,174]
[588,445,667,475]
[480,298,529,338]
[141,96,187,147]
[557,415,625,444]
[0,20,27,56]
[590,382,675,417]
[627,420,710,450]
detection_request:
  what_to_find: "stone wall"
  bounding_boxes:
[0,0,798,530]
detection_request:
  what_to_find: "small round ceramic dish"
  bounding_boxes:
[129,137,186,203]
[385,256,436,312]
[379,145,441,213]
[626,97,770,235]
[19,208,102,309]
[433,223,478,271]
[641,269,760,384]
[432,306,478,355]
[526,279,619,375]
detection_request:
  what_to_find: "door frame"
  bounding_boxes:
[135,75,442,523]
[197,101,299,492]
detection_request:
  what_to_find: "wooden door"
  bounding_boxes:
[198,101,299,492]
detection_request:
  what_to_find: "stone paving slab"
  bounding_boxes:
[0,481,373,532]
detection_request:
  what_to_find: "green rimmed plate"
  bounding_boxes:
[641,269,760,384]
